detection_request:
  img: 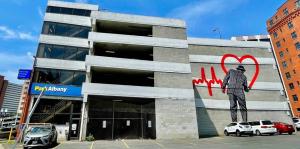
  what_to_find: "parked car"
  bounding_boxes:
[273,122,295,135]
[224,122,253,137]
[249,120,277,136]
[292,117,300,131]
[23,124,57,149]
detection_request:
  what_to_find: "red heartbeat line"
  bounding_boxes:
[192,67,223,96]
[192,54,259,96]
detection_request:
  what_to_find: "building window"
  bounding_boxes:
[297,0,300,8]
[283,8,289,16]
[297,108,300,112]
[46,6,91,16]
[298,54,300,58]
[273,32,278,38]
[291,32,298,39]
[288,22,294,29]
[42,22,91,38]
[276,41,281,48]
[285,72,291,80]
[297,81,300,86]
[293,69,297,74]
[282,61,287,68]
[269,19,274,26]
[37,44,89,61]
[286,48,289,53]
[279,51,284,57]
[289,83,295,90]
[293,95,299,102]
[34,69,86,86]
[295,42,300,50]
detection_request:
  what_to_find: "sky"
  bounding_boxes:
[0,0,286,84]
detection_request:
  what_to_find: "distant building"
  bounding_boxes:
[0,76,8,109]
[17,80,30,114]
[267,0,300,118]
[231,35,271,42]
[2,82,22,114]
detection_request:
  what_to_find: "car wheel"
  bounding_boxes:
[269,133,275,136]
[288,132,293,135]
[224,130,229,136]
[256,130,261,136]
[236,130,241,137]
[249,133,253,137]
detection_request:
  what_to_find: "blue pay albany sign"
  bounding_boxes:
[17,69,32,80]
[30,83,82,97]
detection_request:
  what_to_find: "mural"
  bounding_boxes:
[193,54,260,96]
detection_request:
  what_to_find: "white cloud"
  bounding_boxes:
[75,0,89,3]
[167,0,247,24]
[38,6,44,19]
[0,25,37,41]
[0,52,34,84]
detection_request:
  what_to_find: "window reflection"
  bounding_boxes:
[42,22,91,38]
[37,44,89,61]
[34,69,85,86]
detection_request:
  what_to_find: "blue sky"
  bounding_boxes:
[0,0,285,84]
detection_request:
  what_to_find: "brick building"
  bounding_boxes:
[267,0,300,117]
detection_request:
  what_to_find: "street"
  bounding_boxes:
[2,133,300,149]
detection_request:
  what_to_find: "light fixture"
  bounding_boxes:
[105,50,115,54]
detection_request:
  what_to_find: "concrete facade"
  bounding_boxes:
[189,38,291,137]
[26,0,292,141]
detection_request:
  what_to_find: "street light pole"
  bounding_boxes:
[212,28,222,39]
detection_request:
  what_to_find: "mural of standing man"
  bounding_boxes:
[221,65,250,122]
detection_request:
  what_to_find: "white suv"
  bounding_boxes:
[249,120,277,136]
[292,118,300,131]
[224,122,253,136]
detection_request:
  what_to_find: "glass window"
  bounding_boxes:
[262,121,272,125]
[37,44,89,61]
[297,0,300,8]
[282,61,287,68]
[73,72,86,86]
[289,83,295,90]
[283,8,289,16]
[273,32,278,38]
[295,42,300,50]
[269,19,274,26]
[279,51,284,57]
[286,48,289,53]
[42,22,91,38]
[46,6,91,17]
[60,7,73,15]
[285,72,291,80]
[276,41,281,48]
[297,108,300,112]
[291,32,297,39]
[288,22,294,29]
[293,95,298,102]
[34,69,86,86]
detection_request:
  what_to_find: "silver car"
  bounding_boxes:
[23,124,57,149]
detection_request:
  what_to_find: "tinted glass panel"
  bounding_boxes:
[34,69,85,86]
[42,22,91,38]
[240,122,250,125]
[262,121,272,125]
[46,6,91,16]
[37,44,89,61]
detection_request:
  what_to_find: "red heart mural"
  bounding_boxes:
[220,54,260,89]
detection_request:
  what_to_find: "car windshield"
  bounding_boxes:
[240,122,250,125]
[29,127,51,133]
[262,121,272,125]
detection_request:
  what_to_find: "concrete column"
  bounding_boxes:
[79,95,89,141]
